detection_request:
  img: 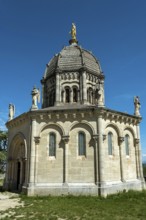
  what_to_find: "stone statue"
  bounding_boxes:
[95,83,104,107]
[31,86,40,110]
[9,104,15,121]
[134,96,141,116]
[70,23,76,40]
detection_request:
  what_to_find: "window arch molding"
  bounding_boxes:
[123,127,136,140]
[105,123,121,137]
[70,121,95,136]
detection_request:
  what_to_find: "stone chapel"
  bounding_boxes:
[4,24,145,196]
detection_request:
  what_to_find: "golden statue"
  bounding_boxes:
[70,23,76,40]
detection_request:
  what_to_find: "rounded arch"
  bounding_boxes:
[105,123,121,137]
[9,132,27,159]
[124,126,136,139]
[39,123,65,137]
[69,121,95,136]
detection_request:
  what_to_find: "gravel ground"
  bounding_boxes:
[0,192,23,212]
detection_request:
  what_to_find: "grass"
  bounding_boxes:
[1,190,146,219]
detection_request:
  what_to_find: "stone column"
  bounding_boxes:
[70,89,73,103]
[135,123,144,185]
[82,70,87,104]
[77,89,80,102]
[97,114,105,195]
[23,158,27,187]
[55,72,60,106]
[135,138,141,179]
[92,134,99,185]
[34,137,40,184]
[29,117,36,188]
[62,135,69,185]
[118,137,125,182]
[41,78,45,108]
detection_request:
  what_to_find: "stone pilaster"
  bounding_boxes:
[135,138,141,179]
[55,72,60,106]
[77,89,80,102]
[118,137,125,182]
[62,135,69,185]
[28,117,37,187]
[97,114,105,195]
[92,134,99,185]
[82,70,87,104]
[70,89,73,103]
[135,123,145,186]
[34,136,40,184]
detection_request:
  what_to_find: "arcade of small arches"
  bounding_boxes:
[39,122,137,159]
[46,86,100,106]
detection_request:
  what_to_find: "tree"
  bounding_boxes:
[0,130,8,173]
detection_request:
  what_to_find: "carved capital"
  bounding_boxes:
[118,137,124,145]
[134,138,140,146]
[34,136,40,144]
[62,135,69,144]
[103,134,106,141]
[92,134,99,142]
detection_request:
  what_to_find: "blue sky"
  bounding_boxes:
[0,0,146,159]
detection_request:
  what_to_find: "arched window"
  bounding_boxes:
[108,132,113,155]
[49,133,56,157]
[65,88,70,103]
[73,88,78,102]
[78,132,86,156]
[125,134,129,156]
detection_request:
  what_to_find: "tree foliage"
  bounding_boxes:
[0,130,8,173]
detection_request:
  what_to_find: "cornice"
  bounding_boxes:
[96,108,142,125]
[6,112,29,129]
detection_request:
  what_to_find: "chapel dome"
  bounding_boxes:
[44,44,102,79]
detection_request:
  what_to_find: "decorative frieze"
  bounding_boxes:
[61,72,79,80]
[100,110,141,126]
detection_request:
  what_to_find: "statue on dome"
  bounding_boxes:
[69,23,78,45]
[70,23,76,40]
[134,96,141,116]
[31,86,40,110]
[8,103,15,121]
